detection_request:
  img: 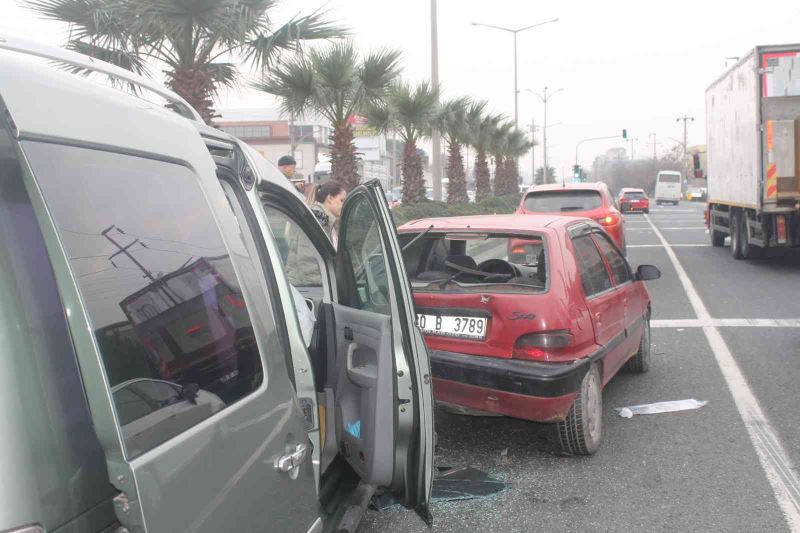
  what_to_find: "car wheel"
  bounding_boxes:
[557,365,602,456]
[730,211,743,259]
[740,213,764,259]
[624,317,650,373]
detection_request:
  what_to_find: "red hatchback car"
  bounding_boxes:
[398,214,660,455]
[518,183,626,254]
[617,188,650,213]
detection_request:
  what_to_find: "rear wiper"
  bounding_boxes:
[402,224,435,252]
[560,206,583,212]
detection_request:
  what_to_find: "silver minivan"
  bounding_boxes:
[0,35,433,533]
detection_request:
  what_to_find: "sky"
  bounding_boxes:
[5,0,800,181]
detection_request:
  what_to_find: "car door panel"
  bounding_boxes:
[337,181,434,521]
[18,140,319,533]
[331,302,395,486]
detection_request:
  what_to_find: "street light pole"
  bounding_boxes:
[628,137,638,160]
[430,0,442,201]
[529,118,538,184]
[471,18,559,128]
[527,86,563,183]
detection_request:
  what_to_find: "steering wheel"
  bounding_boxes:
[476,259,517,280]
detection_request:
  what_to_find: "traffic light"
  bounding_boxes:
[573,164,582,182]
[622,129,627,140]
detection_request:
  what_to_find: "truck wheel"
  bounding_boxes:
[624,318,650,373]
[740,213,764,259]
[557,365,602,456]
[730,211,743,259]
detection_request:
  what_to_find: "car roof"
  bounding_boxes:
[0,35,302,200]
[398,213,593,233]
[525,182,608,194]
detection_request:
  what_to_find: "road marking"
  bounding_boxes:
[644,213,800,530]
[652,318,800,328]
[657,226,707,230]
[628,244,711,248]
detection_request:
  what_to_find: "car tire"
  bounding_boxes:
[730,211,743,259]
[740,213,764,259]
[624,317,651,373]
[557,365,602,456]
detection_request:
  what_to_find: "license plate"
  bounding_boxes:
[416,313,487,340]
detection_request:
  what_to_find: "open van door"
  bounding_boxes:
[333,180,434,522]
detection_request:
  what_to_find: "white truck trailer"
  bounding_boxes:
[706,44,800,258]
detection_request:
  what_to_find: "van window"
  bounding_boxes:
[524,190,603,212]
[658,174,681,183]
[572,235,612,296]
[23,142,265,459]
[263,207,324,289]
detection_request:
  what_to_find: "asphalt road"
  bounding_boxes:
[361,201,800,533]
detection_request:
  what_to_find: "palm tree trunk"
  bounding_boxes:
[496,158,516,196]
[492,156,505,196]
[446,140,468,204]
[475,150,491,202]
[402,141,425,204]
[167,66,218,125]
[330,124,360,190]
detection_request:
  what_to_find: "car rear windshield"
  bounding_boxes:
[624,191,646,199]
[523,190,603,212]
[658,174,680,183]
[399,232,548,293]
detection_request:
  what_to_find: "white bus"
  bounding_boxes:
[655,171,682,205]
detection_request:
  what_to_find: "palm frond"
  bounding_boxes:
[389,80,439,143]
[64,39,150,75]
[358,47,402,101]
[252,55,316,119]
[207,62,240,93]
[434,96,471,143]
[363,102,393,136]
[245,8,348,71]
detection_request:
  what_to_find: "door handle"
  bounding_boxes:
[275,443,309,480]
[346,342,360,373]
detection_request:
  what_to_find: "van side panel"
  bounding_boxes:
[0,127,116,532]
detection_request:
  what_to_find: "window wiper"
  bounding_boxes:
[402,224,435,252]
[436,260,491,289]
[560,206,584,212]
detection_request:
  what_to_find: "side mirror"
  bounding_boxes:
[636,264,661,281]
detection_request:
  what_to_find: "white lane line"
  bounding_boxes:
[644,213,800,530]
[653,318,800,328]
[658,226,707,230]
[628,244,711,248]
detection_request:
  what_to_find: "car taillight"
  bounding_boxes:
[595,213,619,227]
[512,246,526,254]
[512,330,574,360]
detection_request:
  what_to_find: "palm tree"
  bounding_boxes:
[497,129,534,195]
[434,97,485,204]
[366,81,439,204]
[467,112,504,202]
[26,0,346,124]
[488,121,514,197]
[256,42,401,190]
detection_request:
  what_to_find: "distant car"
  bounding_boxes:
[398,214,661,455]
[617,188,650,213]
[467,190,476,203]
[518,182,626,253]
[686,187,707,202]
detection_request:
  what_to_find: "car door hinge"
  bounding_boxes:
[397,398,411,406]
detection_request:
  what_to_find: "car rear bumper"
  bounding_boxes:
[429,349,590,422]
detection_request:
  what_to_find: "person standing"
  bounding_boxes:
[278,154,307,193]
[310,181,346,248]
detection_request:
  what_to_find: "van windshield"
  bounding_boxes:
[399,233,548,293]
[523,190,603,212]
[658,174,681,183]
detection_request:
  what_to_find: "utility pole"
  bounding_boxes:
[102,225,179,306]
[391,130,397,187]
[628,137,638,160]
[648,132,658,162]
[430,0,442,201]
[677,115,695,190]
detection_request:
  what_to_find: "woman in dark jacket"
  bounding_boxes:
[309,181,346,248]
